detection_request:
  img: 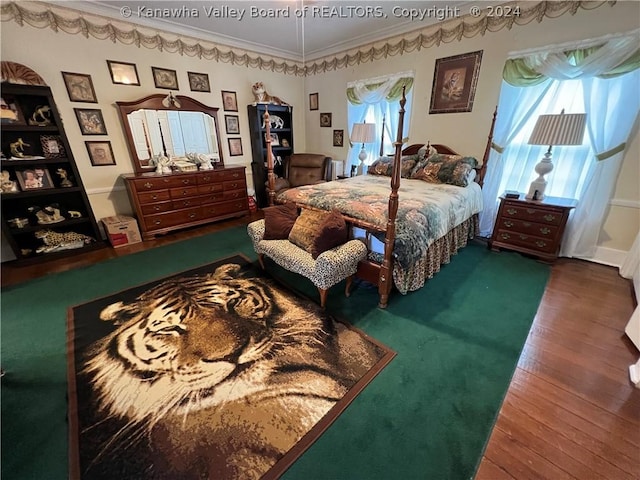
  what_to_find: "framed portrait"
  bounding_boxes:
[429,50,483,114]
[1,96,26,125]
[40,135,66,158]
[16,167,54,190]
[188,72,211,92]
[221,90,238,112]
[309,92,319,111]
[74,108,107,135]
[225,114,240,134]
[107,60,140,86]
[333,129,344,147]
[85,141,116,166]
[61,72,97,103]
[266,132,279,146]
[228,138,243,156]
[320,112,332,127]
[152,67,179,90]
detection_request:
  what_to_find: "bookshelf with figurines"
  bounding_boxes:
[1,83,103,263]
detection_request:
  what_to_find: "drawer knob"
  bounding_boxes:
[233,173,239,178]
[152,195,158,200]
[526,208,536,214]
[536,240,547,247]
[182,190,189,196]
[183,201,191,206]
[144,182,153,189]
[154,220,161,225]
[500,233,510,240]
[539,227,551,235]
[506,208,517,215]
[189,213,196,218]
[504,220,514,228]
[519,234,528,240]
[203,176,210,181]
[154,206,161,211]
[182,179,190,185]
[522,222,531,227]
[543,214,556,222]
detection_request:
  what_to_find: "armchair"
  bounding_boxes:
[268,153,332,194]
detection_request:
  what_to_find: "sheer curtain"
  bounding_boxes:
[480,30,640,259]
[346,71,414,172]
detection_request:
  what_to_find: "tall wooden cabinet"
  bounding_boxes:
[247,104,294,207]
[1,83,102,263]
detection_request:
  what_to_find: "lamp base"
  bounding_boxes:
[525,152,554,201]
[357,146,367,176]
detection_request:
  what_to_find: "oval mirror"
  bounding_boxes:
[116,94,224,174]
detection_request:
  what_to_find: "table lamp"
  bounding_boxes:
[350,123,376,175]
[526,109,586,200]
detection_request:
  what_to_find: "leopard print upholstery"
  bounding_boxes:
[247,219,367,290]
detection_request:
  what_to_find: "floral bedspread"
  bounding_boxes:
[275,175,482,270]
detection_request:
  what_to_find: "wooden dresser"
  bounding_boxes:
[490,194,577,263]
[123,167,249,240]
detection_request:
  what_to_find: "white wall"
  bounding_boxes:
[2,1,638,262]
[303,2,640,255]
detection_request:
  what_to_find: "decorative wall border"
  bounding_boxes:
[1,1,614,76]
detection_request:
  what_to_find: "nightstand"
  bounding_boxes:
[490,193,577,263]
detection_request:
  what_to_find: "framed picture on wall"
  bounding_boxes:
[309,92,319,111]
[187,72,211,92]
[429,50,483,114]
[74,108,107,135]
[107,60,140,86]
[228,138,243,156]
[225,115,240,134]
[221,91,238,111]
[320,112,332,127]
[61,72,98,103]
[333,129,344,147]
[85,141,116,166]
[152,67,179,90]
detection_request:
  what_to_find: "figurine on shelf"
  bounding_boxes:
[28,105,52,126]
[197,153,214,170]
[56,168,73,187]
[10,138,30,158]
[1,170,19,193]
[28,204,65,225]
[151,153,173,174]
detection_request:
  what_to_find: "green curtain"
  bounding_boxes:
[347,77,414,105]
[503,46,640,86]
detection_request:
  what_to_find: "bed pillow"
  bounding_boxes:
[263,202,298,240]
[410,154,478,187]
[417,143,439,160]
[367,154,420,178]
[288,208,329,253]
[311,210,348,259]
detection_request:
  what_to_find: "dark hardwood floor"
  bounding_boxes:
[3,216,638,479]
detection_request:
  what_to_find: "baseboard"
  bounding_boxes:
[578,246,628,268]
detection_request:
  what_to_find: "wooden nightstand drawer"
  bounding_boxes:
[501,203,564,225]
[495,217,560,239]
[495,230,556,253]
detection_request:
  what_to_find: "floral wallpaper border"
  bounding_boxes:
[1,1,614,76]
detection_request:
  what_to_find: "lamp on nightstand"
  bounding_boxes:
[350,123,376,176]
[526,109,586,201]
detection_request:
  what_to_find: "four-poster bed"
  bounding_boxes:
[263,90,496,308]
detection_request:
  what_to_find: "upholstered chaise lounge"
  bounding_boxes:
[247,218,368,308]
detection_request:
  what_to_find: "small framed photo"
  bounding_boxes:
[228,138,243,156]
[320,112,332,127]
[107,60,140,86]
[266,132,279,146]
[188,72,211,92]
[309,92,319,111]
[40,135,66,158]
[74,108,107,135]
[152,67,179,90]
[222,90,238,111]
[16,167,54,190]
[61,72,98,103]
[333,129,344,147]
[85,141,116,166]
[225,114,240,134]
[1,96,26,125]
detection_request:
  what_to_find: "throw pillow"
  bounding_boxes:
[288,208,328,253]
[263,202,298,240]
[410,154,478,187]
[367,156,394,176]
[311,210,348,259]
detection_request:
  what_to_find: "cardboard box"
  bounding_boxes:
[101,215,142,248]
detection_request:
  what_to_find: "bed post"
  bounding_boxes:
[378,86,406,309]
[264,107,276,206]
[477,106,497,187]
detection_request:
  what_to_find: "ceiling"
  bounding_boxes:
[64,1,488,61]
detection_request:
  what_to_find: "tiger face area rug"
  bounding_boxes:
[66,254,395,480]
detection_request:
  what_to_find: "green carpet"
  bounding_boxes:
[1,225,550,480]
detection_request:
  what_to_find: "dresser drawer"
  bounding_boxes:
[197,183,224,194]
[199,192,226,205]
[169,186,200,199]
[223,189,246,201]
[197,171,226,184]
[132,175,196,191]
[224,179,246,191]
[495,217,560,239]
[145,208,202,230]
[140,201,173,215]
[223,169,245,181]
[501,203,564,225]
[494,230,557,253]
[138,190,171,204]
[201,199,248,218]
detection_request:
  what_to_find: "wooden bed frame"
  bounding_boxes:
[264,89,497,308]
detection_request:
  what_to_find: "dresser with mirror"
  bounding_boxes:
[117,94,249,240]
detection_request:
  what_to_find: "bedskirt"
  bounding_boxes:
[369,215,479,294]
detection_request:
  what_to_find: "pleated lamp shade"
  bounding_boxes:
[351,123,377,144]
[528,112,586,146]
